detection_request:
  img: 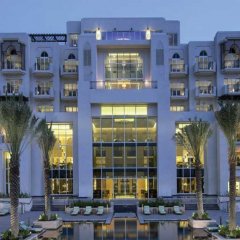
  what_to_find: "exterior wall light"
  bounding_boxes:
[96,28,102,40]
[146,28,151,40]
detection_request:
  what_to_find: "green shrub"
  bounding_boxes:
[1,229,31,239]
[192,212,210,220]
[219,225,240,238]
[38,213,58,221]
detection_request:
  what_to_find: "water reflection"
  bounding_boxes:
[53,219,199,240]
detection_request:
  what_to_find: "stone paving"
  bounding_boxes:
[1,209,240,234]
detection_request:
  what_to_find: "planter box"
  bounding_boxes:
[0,198,32,212]
[33,219,62,230]
[188,218,216,229]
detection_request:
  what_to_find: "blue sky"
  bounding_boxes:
[0,0,239,43]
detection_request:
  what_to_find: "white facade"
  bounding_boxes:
[0,18,239,199]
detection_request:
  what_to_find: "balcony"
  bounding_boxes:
[32,57,53,77]
[170,88,188,100]
[223,84,240,96]
[169,63,188,78]
[222,60,240,74]
[3,85,23,96]
[61,89,78,100]
[32,86,54,100]
[195,86,216,98]
[60,60,78,79]
[90,80,157,90]
[1,59,25,75]
[193,60,216,76]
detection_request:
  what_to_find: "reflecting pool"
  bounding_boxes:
[40,218,213,239]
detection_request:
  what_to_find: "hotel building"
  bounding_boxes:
[0,18,239,200]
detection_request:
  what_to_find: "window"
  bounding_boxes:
[105,53,143,80]
[168,33,178,46]
[84,49,91,66]
[50,123,73,194]
[156,49,164,65]
[170,106,185,112]
[65,106,78,112]
[5,80,21,94]
[41,51,48,58]
[172,53,180,59]
[37,105,54,112]
[35,81,52,95]
[199,50,207,57]
[101,105,147,116]
[68,54,75,60]
[69,34,78,47]
[63,83,78,97]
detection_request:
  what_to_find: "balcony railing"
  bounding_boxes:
[195,86,216,97]
[223,84,240,95]
[169,61,188,77]
[3,85,22,95]
[32,57,53,77]
[170,88,188,99]
[60,61,78,78]
[224,60,240,69]
[101,31,146,41]
[33,86,54,98]
[61,89,78,100]
[90,80,157,89]
[194,59,216,75]
[1,58,25,75]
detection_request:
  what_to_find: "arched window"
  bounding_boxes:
[200,50,207,56]
[229,47,236,54]
[68,53,76,60]
[172,53,180,59]
[10,49,17,55]
[41,51,48,58]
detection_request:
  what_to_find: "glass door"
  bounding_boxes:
[114,178,136,198]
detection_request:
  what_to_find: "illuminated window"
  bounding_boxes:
[170,106,185,112]
[50,123,73,194]
[176,122,204,194]
[65,106,78,112]
[69,34,78,47]
[37,105,54,112]
[101,105,147,116]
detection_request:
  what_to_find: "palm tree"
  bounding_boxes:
[175,118,212,219]
[0,96,37,237]
[215,100,240,231]
[35,119,56,217]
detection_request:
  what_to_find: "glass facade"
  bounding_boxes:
[92,105,157,199]
[50,123,73,194]
[176,123,204,194]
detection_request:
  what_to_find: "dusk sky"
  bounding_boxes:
[0,0,239,43]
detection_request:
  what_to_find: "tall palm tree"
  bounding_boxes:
[0,96,37,237]
[215,100,240,231]
[35,119,56,217]
[175,118,212,219]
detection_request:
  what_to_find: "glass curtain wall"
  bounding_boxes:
[50,123,73,194]
[176,123,204,194]
[93,105,157,199]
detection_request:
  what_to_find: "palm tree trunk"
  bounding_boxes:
[195,158,204,219]
[229,160,236,231]
[44,159,50,217]
[9,158,20,237]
